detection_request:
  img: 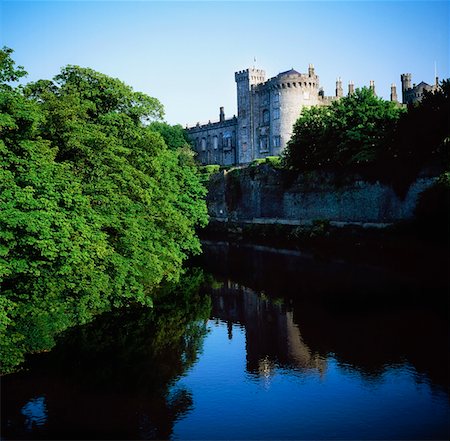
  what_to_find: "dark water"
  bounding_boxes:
[2,241,449,440]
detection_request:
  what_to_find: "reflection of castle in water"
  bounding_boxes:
[211,280,326,378]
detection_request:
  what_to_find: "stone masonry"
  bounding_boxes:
[187,65,434,166]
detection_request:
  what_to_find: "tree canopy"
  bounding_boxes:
[283,87,405,171]
[0,48,208,373]
[283,83,449,188]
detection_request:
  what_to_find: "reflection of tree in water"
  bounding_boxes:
[2,269,212,440]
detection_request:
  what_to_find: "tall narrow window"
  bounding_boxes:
[259,136,268,152]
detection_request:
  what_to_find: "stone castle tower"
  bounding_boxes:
[401,72,439,104]
[187,65,402,166]
[235,68,266,164]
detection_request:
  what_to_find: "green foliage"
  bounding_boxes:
[284,88,404,171]
[0,46,27,87]
[251,158,266,167]
[149,121,192,150]
[289,219,331,240]
[265,155,282,168]
[391,80,450,171]
[0,49,208,373]
[201,164,221,175]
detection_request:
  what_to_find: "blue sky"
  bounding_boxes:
[1,1,449,125]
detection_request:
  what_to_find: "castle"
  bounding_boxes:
[187,65,438,166]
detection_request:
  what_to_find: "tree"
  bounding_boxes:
[149,121,192,151]
[284,88,404,171]
[0,50,208,373]
[393,79,449,170]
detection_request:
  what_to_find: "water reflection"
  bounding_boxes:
[1,270,212,440]
[197,241,449,391]
[2,243,449,440]
[21,397,47,430]
[211,281,327,378]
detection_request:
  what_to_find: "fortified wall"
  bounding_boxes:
[206,165,436,227]
[187,65,437,167]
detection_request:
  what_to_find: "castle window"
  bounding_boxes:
[287,83,291,88]
[201,138,206,151]
[259,136,269,153]
[223,132,232,150]
[213,136,218,149]
[273,93,280,105]
[273,135,281,148]
[262,109,270,124]
[273,108,280,120]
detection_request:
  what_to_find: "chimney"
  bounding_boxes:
[348,81,354,96]
[336,77,343,98]
[219,107,225,122]
[390,83,398,102]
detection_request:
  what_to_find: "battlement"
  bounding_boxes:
[190,64,418,167]
[186,116,237,131]
[235,68,266,84]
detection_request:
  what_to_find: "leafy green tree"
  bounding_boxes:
[393,79,449,170]
[284,87,404,171]
[149,121,192,151]
[0,58,113,371]
[0,46,26,87]
[0,49,208,373]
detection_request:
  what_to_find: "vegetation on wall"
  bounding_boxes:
[0,48,208,373]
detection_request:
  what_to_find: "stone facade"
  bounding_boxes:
[206,165,437,226]
[187,64,340,166]
[400,73,439,105]
[187,65,434,166]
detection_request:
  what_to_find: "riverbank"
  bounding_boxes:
[199,218,449,305]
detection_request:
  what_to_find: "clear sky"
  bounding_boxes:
[1,1,449,125]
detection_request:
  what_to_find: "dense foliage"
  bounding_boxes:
[283,84,449,185]
[0,48,208,373]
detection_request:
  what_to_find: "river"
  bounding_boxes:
[1,241,448,440]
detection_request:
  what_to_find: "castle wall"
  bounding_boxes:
[187,118,238,166]
[207,165,436,226]
[187,66,417,166]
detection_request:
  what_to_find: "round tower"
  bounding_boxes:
[270,67,320,155]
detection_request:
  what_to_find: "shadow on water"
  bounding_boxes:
[197,241,449,391]
[1,269,212,440]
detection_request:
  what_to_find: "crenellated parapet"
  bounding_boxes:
[187,64,424,166]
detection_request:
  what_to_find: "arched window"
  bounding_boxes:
[201,138,206,151]
[213,136,218,149]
